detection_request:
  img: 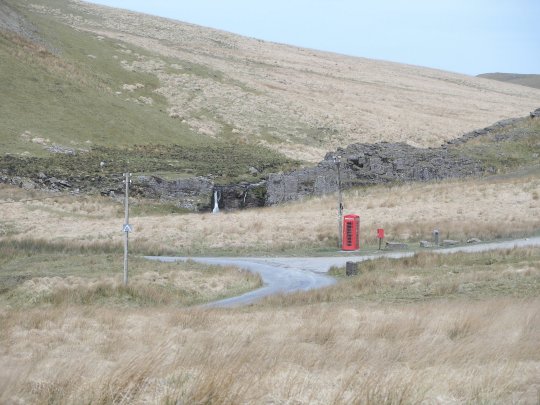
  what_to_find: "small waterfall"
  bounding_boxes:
[212,190,220,214]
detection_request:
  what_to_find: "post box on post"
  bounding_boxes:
[377,228,385,250]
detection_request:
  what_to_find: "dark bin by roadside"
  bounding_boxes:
[346,261,358,276]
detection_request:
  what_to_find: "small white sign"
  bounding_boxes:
[123,224,133,233]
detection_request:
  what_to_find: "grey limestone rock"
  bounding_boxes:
[266,141,484,205]
[132,176,213,211]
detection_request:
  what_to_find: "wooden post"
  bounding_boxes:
[335,155,343,249]
[123,172,131,286]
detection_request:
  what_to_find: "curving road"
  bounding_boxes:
[144,256,337,307]
[145,236,540,307]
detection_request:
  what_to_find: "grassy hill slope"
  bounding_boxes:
[478,73,540,90]
[0,28,197,152]
[0,1,296,183]
[1,0,539,173]
[18,0,539,162]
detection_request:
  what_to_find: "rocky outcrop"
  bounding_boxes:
[129,177,267,211]
[215,182,267,210]
[266,142,483,205]
[265,111,536,205]
[266,161,339,205]
[0,173,74,192]
[444,117,522,145]
[131,176,214,211]
[2,109,538,211]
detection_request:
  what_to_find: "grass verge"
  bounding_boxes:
[259,247,540,307]
[0,239,262,308]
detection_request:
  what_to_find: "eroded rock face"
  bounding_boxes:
[265,142,483,205]
[131,176,213,211]
[266,161,339,205]
[264,110,539,206]
[127,177,268,211]
[341,142,483,182]
[1,110,537,211]
[214,182,267,210]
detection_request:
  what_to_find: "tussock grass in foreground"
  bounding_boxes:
[0,298,538,404]
[0,239,262,307]
[1,248,538,404]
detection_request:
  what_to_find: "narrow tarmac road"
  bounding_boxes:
[145,236,540,307]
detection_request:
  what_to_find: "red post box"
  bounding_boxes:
[377,228,385,250]
[342,214,360,251]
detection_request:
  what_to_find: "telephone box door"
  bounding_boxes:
[342,214,360,251]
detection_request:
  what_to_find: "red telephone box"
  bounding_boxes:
[342,214,360,251]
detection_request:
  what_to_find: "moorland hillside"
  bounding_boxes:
[1,0,539,165]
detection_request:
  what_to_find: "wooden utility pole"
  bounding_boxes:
[335,155,343,249]
[123,172,132,286]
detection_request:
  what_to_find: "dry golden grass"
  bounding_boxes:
[28,0,540,162]
[2,172,539,254]
[2,176,539,403]
[0,298,538,404]
[5,262,260,308]
[3,4,538,402]
[264,247,540,305]
[0,237,262,309]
